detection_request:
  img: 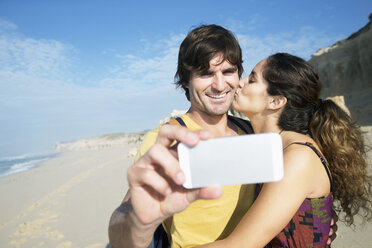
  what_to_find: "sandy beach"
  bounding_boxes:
[0,145,136,248]
[0,129,371,248]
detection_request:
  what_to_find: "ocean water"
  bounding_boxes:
[0,152,58,178]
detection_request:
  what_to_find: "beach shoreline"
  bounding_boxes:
[0,146,135,248]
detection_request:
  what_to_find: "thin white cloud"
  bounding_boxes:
[103,34,184,94]
[225,14,261,32]
[236,26,342,73]
[0,18,17,30]
[0,23,75,85]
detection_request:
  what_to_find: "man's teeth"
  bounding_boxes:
[209,93,227,99]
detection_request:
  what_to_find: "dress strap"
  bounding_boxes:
[285,142,333,192]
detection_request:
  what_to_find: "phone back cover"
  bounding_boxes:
[178,133,283,188]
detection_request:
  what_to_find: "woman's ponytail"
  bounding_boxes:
[309,99,372,226]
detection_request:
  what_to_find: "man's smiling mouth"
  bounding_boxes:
[206,92,228,99]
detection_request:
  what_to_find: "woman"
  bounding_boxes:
[199,53,372,247]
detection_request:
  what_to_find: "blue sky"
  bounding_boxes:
[0,0,371,157]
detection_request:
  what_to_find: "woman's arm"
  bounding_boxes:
[199,145,328,248]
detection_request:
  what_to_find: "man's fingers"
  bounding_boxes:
[169,130,210,158]
[127,124,216,209]
[197,130,211,140]
[148,127,211,185]
[128,164,171,196]
[199,186,223,199]
[156,124,200,147]
[186,186,223,203]
[146,144,185,185]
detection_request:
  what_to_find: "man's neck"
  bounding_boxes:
[186,109,238,138]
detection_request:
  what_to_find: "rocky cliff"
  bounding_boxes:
[308,13,372,126]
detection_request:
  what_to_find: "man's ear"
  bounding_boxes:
[268,95,287,110]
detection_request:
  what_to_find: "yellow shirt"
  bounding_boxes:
[135,115,255,247]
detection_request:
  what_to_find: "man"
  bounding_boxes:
[108,24,336,248]
[109,24,255,248]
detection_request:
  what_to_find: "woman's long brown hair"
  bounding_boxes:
[263,53,372,226]
[310,100,372,225]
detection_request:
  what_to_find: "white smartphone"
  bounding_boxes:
[178,133,284,188]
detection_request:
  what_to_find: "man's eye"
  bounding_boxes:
[199,72,213,77]
[224,69,237,74]
[248,79,255,84]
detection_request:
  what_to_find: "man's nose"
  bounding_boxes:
[211,73,225,91]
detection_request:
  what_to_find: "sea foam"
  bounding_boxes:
[0,152,57,177]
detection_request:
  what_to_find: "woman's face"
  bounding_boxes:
[232,59,271,117]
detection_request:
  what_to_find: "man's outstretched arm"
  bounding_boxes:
[109,193,158,248]
[108,125,222,248]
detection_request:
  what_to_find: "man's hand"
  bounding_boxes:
[109,124,222,248]
[128,124,222,225]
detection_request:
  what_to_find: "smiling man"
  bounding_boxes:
[108,24,255,248]
[186,54,240,119]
